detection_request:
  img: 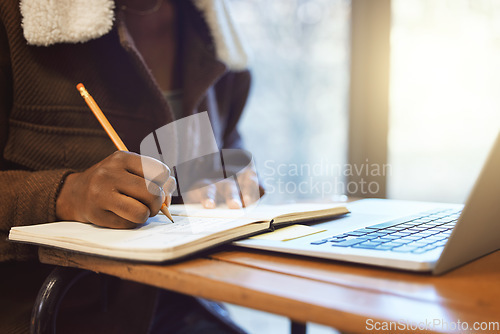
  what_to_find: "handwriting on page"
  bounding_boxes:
[110,215,257,249]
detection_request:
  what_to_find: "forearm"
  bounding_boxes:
[0,169,74,261]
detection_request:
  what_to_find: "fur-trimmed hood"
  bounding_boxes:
[19,0,248,70]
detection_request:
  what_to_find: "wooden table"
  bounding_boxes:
[39,246,500,334]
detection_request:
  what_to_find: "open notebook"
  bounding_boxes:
[9,203,349,262]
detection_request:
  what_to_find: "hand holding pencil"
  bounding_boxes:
[54,84,176,228]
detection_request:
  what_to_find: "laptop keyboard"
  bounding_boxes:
[310,209,461,254]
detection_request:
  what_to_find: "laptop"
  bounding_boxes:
[234,132,500,275]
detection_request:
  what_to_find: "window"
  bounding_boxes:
[389,0,500,203]
[229,0,499,204]
[229,0,351,202]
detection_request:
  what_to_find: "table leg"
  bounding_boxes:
[291,321,307,334]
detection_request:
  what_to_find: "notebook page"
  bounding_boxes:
[10,215,258,252]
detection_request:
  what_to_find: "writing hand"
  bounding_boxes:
[56,151,176,229]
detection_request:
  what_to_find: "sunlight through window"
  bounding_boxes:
[389,0,500,203]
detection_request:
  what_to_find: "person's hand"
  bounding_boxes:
[56,151,176,229]
[184,167,263,209]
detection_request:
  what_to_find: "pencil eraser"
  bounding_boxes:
[76,83,84,91]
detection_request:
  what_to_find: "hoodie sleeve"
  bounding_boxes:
[0,18,74,261]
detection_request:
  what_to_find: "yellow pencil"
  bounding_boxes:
[76,83,174,223]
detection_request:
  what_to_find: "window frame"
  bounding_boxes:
[348,0,391,198]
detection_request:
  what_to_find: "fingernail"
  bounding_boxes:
[203,199,216,209]
[228,199,242,209]
[243,195,252,205]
